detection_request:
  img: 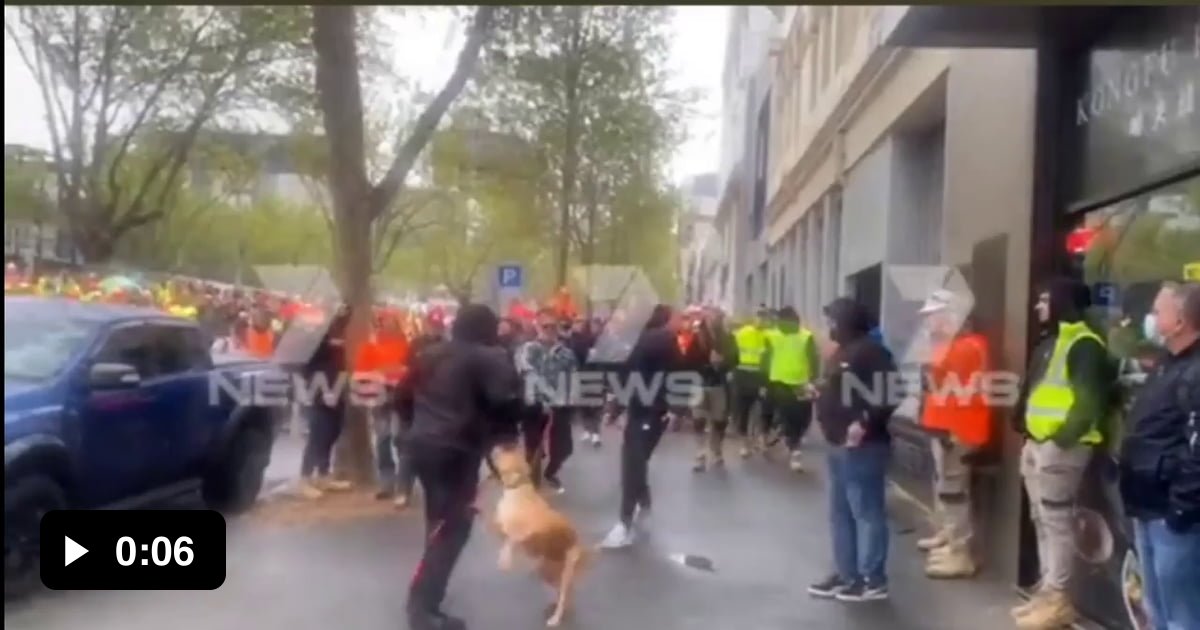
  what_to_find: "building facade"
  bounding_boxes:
[760,2,1046,601]
[885,6,1200,629]
[677,173,720,305]
[714,5,783,317]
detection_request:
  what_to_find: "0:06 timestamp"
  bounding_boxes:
[116,536,195,567]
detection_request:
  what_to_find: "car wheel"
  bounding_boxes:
[203,427,271,514]
[5,475,67,598]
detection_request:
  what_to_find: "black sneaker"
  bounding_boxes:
[544,476,565,495]
[835,580,889,602]
[807,574,851,599]
[407,607,467,630]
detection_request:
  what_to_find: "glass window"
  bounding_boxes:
[1072,174,1200,424]
[151,325,211,376]
[4,313,97,382]
[94,325,157,377]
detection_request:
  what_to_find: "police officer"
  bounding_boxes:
[732,308,771,457]
[400,304,522,630]
[1013,278,1114,629]
[760,306,819,471]
[1119,281,1200,630]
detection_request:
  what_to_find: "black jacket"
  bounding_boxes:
[816,298,898,446]
[623,323,682,414]
[1119,338,1200,530]
[401,306,522,453]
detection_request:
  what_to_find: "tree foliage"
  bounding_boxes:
[4,5,311,262]
[465,6,687,295]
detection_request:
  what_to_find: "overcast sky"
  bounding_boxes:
[3,6,727,184]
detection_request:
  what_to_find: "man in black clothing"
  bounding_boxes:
[400,304,522,630]
[807,297,898,603]
[298,306,352,497]
[1119,281,1200,630]
[599,304,682,549]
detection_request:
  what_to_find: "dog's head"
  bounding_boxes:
[490,444,533,488]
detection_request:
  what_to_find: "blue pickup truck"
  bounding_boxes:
[4,297,284,595]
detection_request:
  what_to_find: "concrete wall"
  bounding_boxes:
[840,139,892,277]
[941,47,1038,584]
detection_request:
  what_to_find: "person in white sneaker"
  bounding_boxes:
[601,305,681,549]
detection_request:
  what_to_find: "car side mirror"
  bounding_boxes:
[89,362,141,389]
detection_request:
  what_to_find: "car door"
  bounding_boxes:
[140,323,214,485]
[76,322,160,506]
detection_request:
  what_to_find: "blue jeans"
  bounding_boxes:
[374,411,413,496]
[827,442,890,586]
[1134,518,1200,630]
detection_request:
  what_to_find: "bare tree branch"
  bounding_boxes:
[369,5,495,219]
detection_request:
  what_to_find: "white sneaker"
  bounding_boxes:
[599,522,636,549]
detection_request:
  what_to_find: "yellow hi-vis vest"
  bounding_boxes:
[735,325,767,369]
[768,328,815,386]
[168,304,198,320]
[1024,320,1105,445]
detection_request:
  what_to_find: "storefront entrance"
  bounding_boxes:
[1019,7,1200,628]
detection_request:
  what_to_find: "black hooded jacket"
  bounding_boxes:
[622,305,683,414]
[1012,278,1114,447]
[401,304,522,453]
[816,298,898,446]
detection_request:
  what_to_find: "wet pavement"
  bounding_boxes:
[5,428,1018,630]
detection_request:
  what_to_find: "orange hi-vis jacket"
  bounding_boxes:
[354,332,409,386]
[920,332,993,448]
[244,328,276,360]
[677,329,696,356]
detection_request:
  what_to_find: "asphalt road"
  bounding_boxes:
[5,428,1018,630]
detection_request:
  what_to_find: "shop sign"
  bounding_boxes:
[1068,7,1200,204]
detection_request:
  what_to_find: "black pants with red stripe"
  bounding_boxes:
[407,442,480,614]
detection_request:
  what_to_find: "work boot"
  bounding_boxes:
[297,479,324,500]
[917,529,949,552]
[1015,589,1076,629]
[316,476,352,492]
[788,450,805,472]
[924,546,977,579]
[1010,581,1045,618]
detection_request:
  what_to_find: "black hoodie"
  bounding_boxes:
[402,304,522,452]
[1012,278,1114,446]
[817,298,898,446]
[623,305,683,414]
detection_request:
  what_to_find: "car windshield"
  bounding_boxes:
[4,309,97,382]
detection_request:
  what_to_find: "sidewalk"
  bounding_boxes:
[6,430,1018,630]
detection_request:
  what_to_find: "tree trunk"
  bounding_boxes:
[332,213,376,486]
[313,5,376,486]
[555,9,583,289]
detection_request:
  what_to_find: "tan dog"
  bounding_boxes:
[490,445,591,627]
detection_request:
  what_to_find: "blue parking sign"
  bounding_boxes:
[1093,282,1118,308]
[497,264,523,289]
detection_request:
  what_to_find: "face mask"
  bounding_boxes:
[1143,314,1164,346]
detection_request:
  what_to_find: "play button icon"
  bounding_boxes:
[64,536,88,566]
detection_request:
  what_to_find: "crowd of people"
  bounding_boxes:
[6,260,1197,630]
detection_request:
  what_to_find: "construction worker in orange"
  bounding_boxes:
[914,289,993,580]
[551,285,577,320]
[244,307,277,360]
